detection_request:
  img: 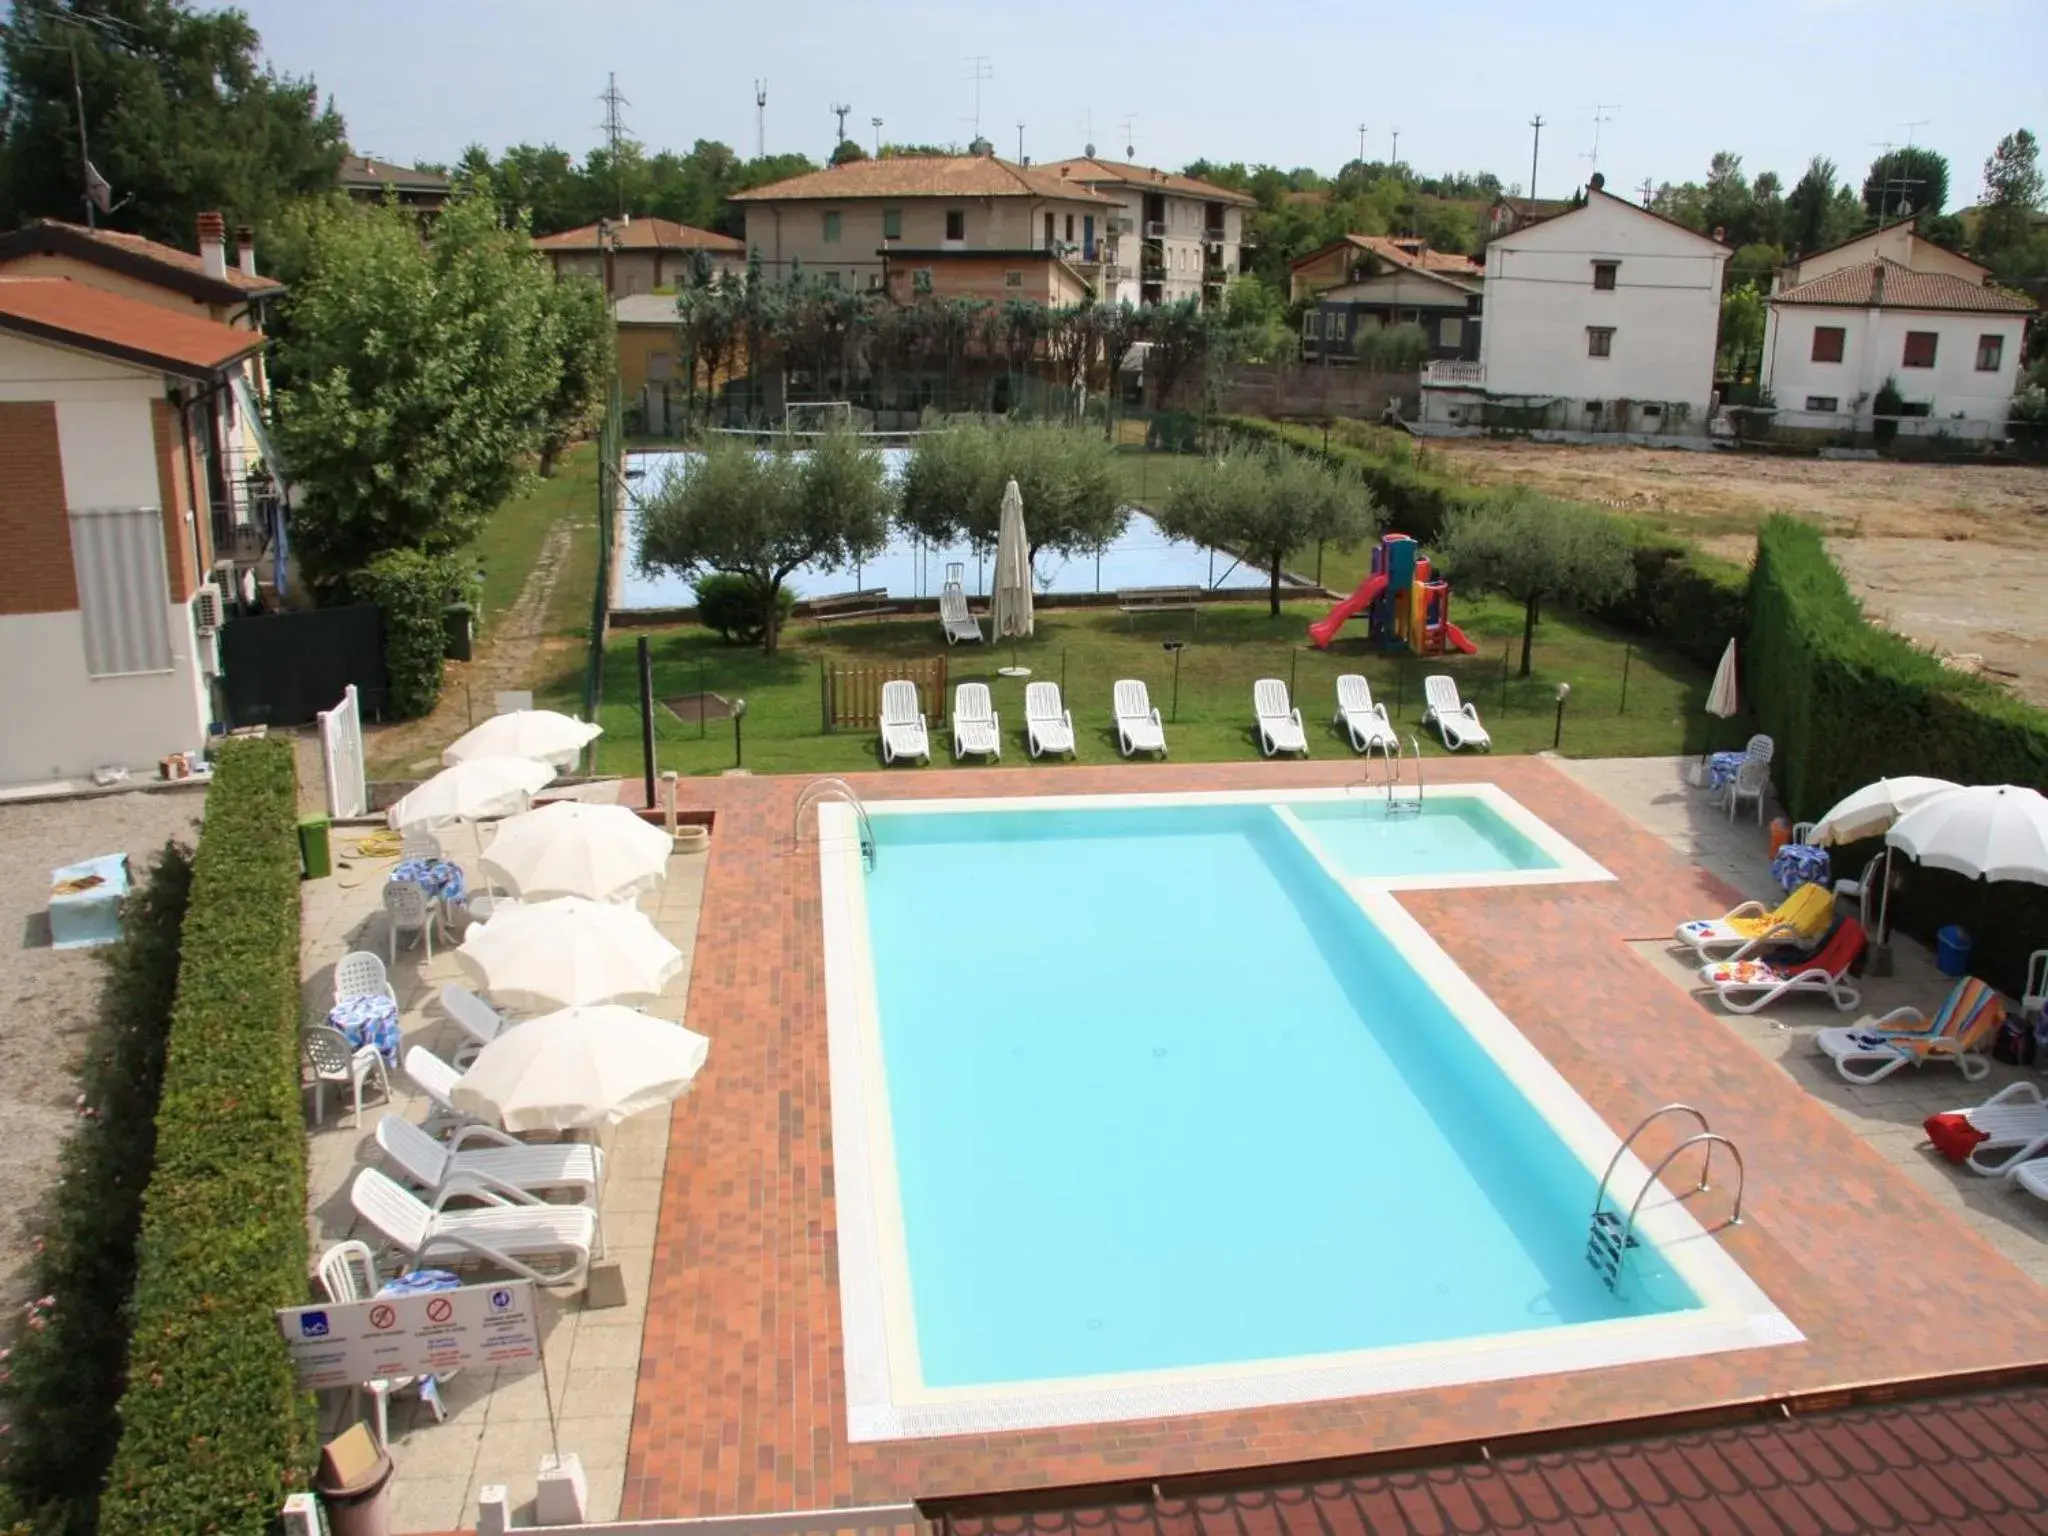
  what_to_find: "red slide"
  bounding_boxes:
[1308,572,1388,650]
[1439,622,1479,654]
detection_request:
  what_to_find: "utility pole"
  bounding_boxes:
[599,72,631,217]
[830,101,850,151]
[754,80,768,160]
[1357,123,1369,165]
[964,56,992,141]
[872,116,883,157]
[1016,121,1026,163]
[69,38,94,228]
[1390,127,1401,167]
[1527,114,1545,201]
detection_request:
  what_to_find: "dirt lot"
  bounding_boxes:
[0,789,205,1331]
[1430,441,2048,707]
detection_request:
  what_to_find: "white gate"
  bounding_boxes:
[317,684,366,820]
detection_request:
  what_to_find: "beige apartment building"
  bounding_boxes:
[1038,157,1256,308]
[730,151,1114,305]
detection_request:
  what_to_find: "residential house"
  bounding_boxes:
[1780,216,1989,288]
[729,150,1112,306]
[1482,195,1573,245]
[614,292,683,433]
[1420,184,1729,437]
[534,216,745,296]
[1761,260,2034,440]
[1291,236,1483,363]
[0,277,264,784]
[338,154,452,214]
[1036,156,1256,308]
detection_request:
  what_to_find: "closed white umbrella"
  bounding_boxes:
[991,478,1034,642]
[1705,639,1739,720]
[480,800,672,902]
[386,757,555,833]
[444,710,602,769]
[1887,785,2048,885]
[456,896,683,1009]
[1808,776,1960,846]
[450,1005,710,1132]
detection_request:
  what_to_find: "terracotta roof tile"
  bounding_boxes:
[1772,257,2035,313]
[2,218,279,296]
[0,276,262,376]
[731,155,1118,205]
[533,216,743,254]
[1038,156,1258,207]
[337,154,451,193]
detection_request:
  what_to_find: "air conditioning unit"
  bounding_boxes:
[191,581,224,636]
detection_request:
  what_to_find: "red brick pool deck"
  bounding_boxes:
[622,756,2048,1518]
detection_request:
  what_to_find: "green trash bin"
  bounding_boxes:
[298,816,332,880]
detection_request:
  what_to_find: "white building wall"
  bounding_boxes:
[1763,305,2029,435]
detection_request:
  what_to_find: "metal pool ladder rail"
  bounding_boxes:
[1586,1103,1746,1291]
[793,776,876,867]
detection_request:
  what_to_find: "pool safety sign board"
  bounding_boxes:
[276,1281,540,1389]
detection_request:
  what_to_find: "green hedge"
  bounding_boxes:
[0,843,193,1536]
[1220,416,1747,670]
[348,550,477,719]
[1746,515,2048,993]
[98,741,317,1534]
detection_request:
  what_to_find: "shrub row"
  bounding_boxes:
[1218,416,1748,670]
[348,550,478,718]
[1747,515,2048,993]
[99,740,317,1534]
[0,843,194,1536]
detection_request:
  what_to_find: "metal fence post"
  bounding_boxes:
[1500,641,1510,714]
[1619,644,1632,715]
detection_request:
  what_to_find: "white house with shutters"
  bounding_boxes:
[1419,185,1729,438]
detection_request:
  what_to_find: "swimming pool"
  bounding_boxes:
[820,788,1795,1439]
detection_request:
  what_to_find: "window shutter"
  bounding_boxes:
[69,507,173,676]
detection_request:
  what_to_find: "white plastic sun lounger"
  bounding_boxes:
[878,679,931,765]
[950,682,1002,762]
[1333,674,1398,753]
[1813,975,2004,1085]
[938,585,983,646]
[375,1114,605,1205]
[350,1166,597,1287]
[1422,674,1491,751]
[1113,678,1167,758]
[1943,1081,2048,1177]
[2010,1158,2048,1209]
[403,1043,484,1131]
[1024,681,1076,758]
[1254,678,1308,757]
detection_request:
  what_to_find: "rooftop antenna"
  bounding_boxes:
[1016,121,1026,163]
[754,79,767,160]
[599,71,631,216]
[1357,123,1369,165]
[1528,114,1545,201]
[964,56,992,141]
[1079,109,1095,157]
[830,101,850,151]
[871,115,883,157]
[1118,115,1137,160]
[1581,103,1618,178]
[1636,177,1654,207]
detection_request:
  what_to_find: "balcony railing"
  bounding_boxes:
[1422,359,1486,386]
[1203,227,1226,243]
[1144,220,1167,238]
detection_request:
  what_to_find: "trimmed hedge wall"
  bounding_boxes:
[98,740,317,1534]
[0,843,193,1536]
[1219,416,1748,671]
[1746,515,2048,993]
[348,550,477,719]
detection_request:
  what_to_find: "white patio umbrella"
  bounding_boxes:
[1808,776,1960,846]
[450,1005,710,1132]
[1887,785,2048,885]
[444,709,602,769]
[455,896,683,1009]
[386,756,555,834]
[480,800,672,902]
[991,478,1034,643]
[1697,638,1740,768]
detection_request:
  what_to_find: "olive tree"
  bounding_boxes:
[1156,444,1378,616]
[637,431,893,654]
[1438,494,1634,676]
[899,423,1127,561]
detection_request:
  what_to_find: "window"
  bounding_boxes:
[866,272,882,290]
[1004,270,1023,288]
[944,209,965,242]
[881,208,901,240]
[1586,326,1615,358]
[69,508,172,677]
[1902,331,1938,368]
[1811,326,1846,363]
[1044,211,1055,247]
[646,350,672,381]
[1977,334,2005,372]
[823,270,842,288]
[1804,395,1839,412]
[1065,214,1075,242]
[1439,316,1463,348]
[1592,261,1618,291]
[912,268,933,294]
[1303,311,1322,339]
[822,210,841,243]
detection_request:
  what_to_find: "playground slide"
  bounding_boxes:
[1307,573,1388,649]
[1439,622,1479,654]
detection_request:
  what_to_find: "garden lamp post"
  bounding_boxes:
[732,697,748,768]
[1552,682,1571,751]
[1162,640,1185,723]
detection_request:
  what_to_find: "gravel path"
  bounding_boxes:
[0,788,206,1324]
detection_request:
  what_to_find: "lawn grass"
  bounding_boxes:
[470,442,601,643]
[588,590,1735,780]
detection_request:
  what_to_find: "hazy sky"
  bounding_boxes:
[245,0,2043,204]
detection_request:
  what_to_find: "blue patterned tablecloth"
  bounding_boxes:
[1706,751,1745,790]
[391,859,467,905]
[1772,841,1831,894]
[329,993,401,1066]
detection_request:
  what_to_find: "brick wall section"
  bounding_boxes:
[0,400,78,614]
[152,396,202,599]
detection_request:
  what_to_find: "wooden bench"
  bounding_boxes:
[807,587,894,628]
[1117,585,1205,629]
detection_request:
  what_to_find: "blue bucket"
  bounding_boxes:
[1936,924,1974,978]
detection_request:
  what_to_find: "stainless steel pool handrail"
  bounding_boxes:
[792,776,875,866]
[1384,733,1424,814]
[1616,1133,1746,1257]
[1592,1103,1713,1218]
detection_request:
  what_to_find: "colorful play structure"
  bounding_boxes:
[1307,532,1478,655]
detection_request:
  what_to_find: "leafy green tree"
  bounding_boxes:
[1979,129,2044,255]
[636,431,892,654]
[1220,274,1292,363]
[0,0,345,245]
[1863,147,1949,221]
[1438,495,1634,676]
[900,423,1127,561]
[269,193,562,586]
[1785,156,1841,253]
[1157,444,1377,616]
[537,273,614,476]
[829,139,867,166]
[1717,282,1767,379]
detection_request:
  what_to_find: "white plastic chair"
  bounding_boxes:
[1333,674,1398,753]
[375,1114,605,1206]
[1024,681,1075,758]
[349,1167,597,1287]
[399,831,443,863]
[1725,754,1770,823]
[2024,949,2047,1024]
[334,950,396,1008]
[1113,679,1166,758]
[315,1240,445,1446]
[1422,675,1491,751]
[384,878,439,963]
[878,679,931,765]
[950,682,1001,762]
[1254,678,1308,757]
[304,1024,390,1127]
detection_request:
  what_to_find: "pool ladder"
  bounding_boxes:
[1586,1104,1745,1292]
[792,776,876,867]
[1361,733,1425,814]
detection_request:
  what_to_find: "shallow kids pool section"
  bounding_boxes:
[1288,795,1557,879]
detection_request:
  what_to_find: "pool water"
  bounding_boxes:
[1289,797,1557,879]
[860,803,1697,1390]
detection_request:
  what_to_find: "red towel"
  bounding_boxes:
[1924,1112,1988,1163]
